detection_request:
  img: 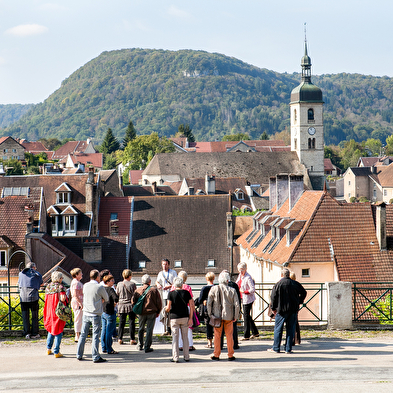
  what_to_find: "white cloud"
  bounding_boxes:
[167,5,190,19]
[5,24,48,37]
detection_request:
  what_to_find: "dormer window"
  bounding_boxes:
[234,188,245,201]
[55,183,72,205]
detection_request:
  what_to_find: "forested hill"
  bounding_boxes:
[3,48,393,145]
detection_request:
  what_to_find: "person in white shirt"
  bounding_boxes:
[156,258,177,335]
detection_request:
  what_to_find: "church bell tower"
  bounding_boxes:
[290,34,325,190]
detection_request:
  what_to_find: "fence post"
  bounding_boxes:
[326,281,353,330]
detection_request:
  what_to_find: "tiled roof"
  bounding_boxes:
[122,185,177,196]
[0,136,25,149]
[68,152,103,169]
[377,163,393,187]
[52,141,92,160]
[21,141,48,152]
[130,195,232,276]
[129,170,143,185]
[98,197,132,237]
[144,151,305,186]
[324,158,334,171]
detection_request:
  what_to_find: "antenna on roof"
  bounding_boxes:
[304,22,307,43]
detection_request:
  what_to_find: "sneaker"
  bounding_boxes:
[25,334,31,339]
[267,348,279,353]
[54,353,64,358]
[93,357,107,363]
[31,334,40,339]
[285,350,293,354]
[240,337,249,341]
[170,358,179,363]
[47,349,53,355]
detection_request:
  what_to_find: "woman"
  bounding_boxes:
[70,268,83,342]
[198,272,215,348]
[165,277,194,363]
[101,275,119,354]
[43,271,67,358]
[290,271,302,345]
[116,269,137,345]
[171,270,195,351]
[236,262,259,340]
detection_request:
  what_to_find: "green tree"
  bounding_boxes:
[340,140,366,170]
[385,135,393,155]
[362,138,382,157]
[324,145,342,169]
[177,124,195,143]
[123,120,137,149]
[39,138,62,151]
[260,131,269,140]
[100,128,120,154]
[222,133,250,141]
[2,158,23,175]
[118,132,175,170]
[103,153,117,170]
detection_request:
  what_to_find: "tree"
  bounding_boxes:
[324,145,342,169]
[362,138,382,157]
[385,134,393,155]
[100,128,120,155]
[177,124,195,143]
[339,139,366,170]
[103,153,117,170]
[260,131,269,140]
[39,138,62,151]
[2,158,23,175]
[222,133,250,141]
[123,120,137,149]
[118,132,175,170]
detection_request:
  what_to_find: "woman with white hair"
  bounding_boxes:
[43,271,68,358]
[236,262,259,340]
[165,277,194,362]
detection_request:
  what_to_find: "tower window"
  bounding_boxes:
[294,109,297,122]
[308,138,315,149]
[308,108,314,121]
[294,139,297,150]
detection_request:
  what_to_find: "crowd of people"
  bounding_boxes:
[18,260,307,362]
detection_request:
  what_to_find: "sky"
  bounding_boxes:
[0,0,392,105]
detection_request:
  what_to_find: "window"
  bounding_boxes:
[0,283,7,295]
[110,213,118,220]
[174,260,182,268]
[348,181,351,186]
[384,189,387,197]
[207,259,215,267]
[308,138,315,149]
[310,166,314,172]
[294,138,297,150]
[12,149,16,153]
[139,261,146,269]
[302,268,310,277]
[294,109,297,122]
[57,192,70,204]
[0,251,6,268]
[308,108,314,121]
[64,215,76,232]
[3,149,7,153]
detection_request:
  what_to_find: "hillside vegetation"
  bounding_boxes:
[3,48,393,145]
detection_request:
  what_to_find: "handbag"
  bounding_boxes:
[132,286,151,315]
[192,310,200,328]
[55,300,72,322]
[209,315,222,328]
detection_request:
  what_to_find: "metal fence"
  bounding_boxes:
[353,282,393,324]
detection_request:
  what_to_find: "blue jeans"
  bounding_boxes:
[138,313,156,352]
[273,312,297,353]
[77,314,102,361]
[47,332,63,354]
[101,313,116,353]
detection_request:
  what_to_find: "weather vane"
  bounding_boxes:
[304,22,307,43]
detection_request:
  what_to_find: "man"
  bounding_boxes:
[132,274,162,353]
[77,269,109,363]
[18,262,43,339]
[207,271,240,361]
[268,268,307,354]
[155,258,177,335]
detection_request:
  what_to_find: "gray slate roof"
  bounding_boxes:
[144,151,306,186]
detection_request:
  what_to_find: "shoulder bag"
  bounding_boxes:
[132,286,151,315]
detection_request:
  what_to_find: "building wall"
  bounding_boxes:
[0,139,25,161]
[344,170,369,202]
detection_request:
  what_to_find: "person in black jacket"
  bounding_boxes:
[267,268,307,354]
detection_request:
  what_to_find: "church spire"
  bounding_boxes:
[301,23,312,82]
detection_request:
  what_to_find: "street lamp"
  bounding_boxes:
[7,250,33,330]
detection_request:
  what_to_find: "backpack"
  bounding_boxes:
[132,286,151,315]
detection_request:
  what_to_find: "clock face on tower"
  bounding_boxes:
[308,127,316,135]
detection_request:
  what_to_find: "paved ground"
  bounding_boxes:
[1,335,393,392]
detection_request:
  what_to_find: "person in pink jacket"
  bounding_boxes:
[236,262,259,340]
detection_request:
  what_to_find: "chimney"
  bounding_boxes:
[289,174,304,211]
[376,202,387,250]
[152,181,157,194]
[269,176,277,211]
[205,174,216,195]
[276,174,289,211]
[85,166,94,213]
